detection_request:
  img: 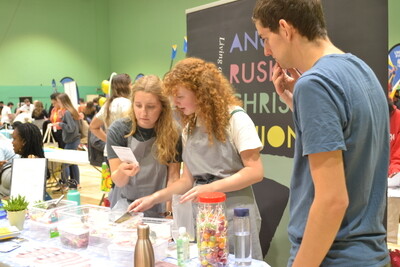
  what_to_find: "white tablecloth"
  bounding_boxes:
[0,218,270,267]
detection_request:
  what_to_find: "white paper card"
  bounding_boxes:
[388,172,400,188]
[10,158,47,203]
[111,146,139,165]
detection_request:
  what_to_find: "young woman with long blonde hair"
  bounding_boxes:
[106,75,181,216]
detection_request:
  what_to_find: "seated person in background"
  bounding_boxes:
[83,101,96,123]
[0,123,45,198]
[15,98,34,116]
[0,140,19,162]
[107,75,181,216]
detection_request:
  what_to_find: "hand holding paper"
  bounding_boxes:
[112,146,139,166]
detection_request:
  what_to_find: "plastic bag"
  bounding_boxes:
[171,194,195,242]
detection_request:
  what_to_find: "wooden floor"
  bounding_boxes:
[46,163,107,206]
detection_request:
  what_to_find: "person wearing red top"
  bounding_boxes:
[388,99,400,244]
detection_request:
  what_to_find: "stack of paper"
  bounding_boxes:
[0,226,20,240]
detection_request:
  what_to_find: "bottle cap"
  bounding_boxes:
[179,226,186,235]
[198,192,226,203]
[234,208,249,217]
[137,223,150,238]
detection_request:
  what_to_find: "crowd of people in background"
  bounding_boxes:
[0,93,105,191]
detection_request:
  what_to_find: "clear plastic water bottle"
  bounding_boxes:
[234,208,252,266]
[177,226,190,266]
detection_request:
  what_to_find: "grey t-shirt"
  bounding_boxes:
[106,118,132,159]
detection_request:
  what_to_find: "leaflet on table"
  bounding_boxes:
[0,226,20,240]
[111,146,139,165]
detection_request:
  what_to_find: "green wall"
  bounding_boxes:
[108,0,215,77]
[389,0,400,49]
[0,0,110,108]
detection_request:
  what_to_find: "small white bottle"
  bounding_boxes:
[234,208,252,266]
[176,226,190,267]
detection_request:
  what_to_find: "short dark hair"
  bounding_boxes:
[7,102,13,106]
[252,0,327,41]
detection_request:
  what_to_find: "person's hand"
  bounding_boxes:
[180,185,211,203]
[389,172,399,178]
[272,62,301,97]
[128,195,156,212]
[0,160,6,168]
[118,162,140,177]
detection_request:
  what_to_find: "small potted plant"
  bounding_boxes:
[3,195,29,230]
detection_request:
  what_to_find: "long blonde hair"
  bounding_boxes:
[56,93,80,120]
[164,57,242,143]
[127,75,179,165]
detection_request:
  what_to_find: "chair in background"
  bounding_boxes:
[252,177,290,258]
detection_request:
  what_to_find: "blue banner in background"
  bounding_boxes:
[389,44,400,96]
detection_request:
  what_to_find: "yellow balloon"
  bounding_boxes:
[99,97,107,107]
[101,80,109,94]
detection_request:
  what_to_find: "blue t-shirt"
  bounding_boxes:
[288,54,389,266]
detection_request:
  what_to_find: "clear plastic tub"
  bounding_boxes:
[142,217,173,240]
[58,205,144,253]
[108,236,169,267]
[57,205,110,250]
[29,199,77,224]
[28,199,77,241]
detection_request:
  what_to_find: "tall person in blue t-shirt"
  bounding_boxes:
[253,1,390,266]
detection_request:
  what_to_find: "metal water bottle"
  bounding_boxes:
[134,223,155,267]
[67,189,80,206]
[67,180,80,205]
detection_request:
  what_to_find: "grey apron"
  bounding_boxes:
[114,135,167,218]
[183,122,263,260]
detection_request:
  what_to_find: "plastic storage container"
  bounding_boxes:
[28,199,77,241]
[57,205,110,250]
[197,192,228,267]
[89,211,143,256]
[108,234,169,267]
[233,208,252,266]
[107,217,172,266]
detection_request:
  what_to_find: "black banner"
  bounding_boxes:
[187,0,387,158]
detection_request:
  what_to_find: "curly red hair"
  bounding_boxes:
[164,57,242,144]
